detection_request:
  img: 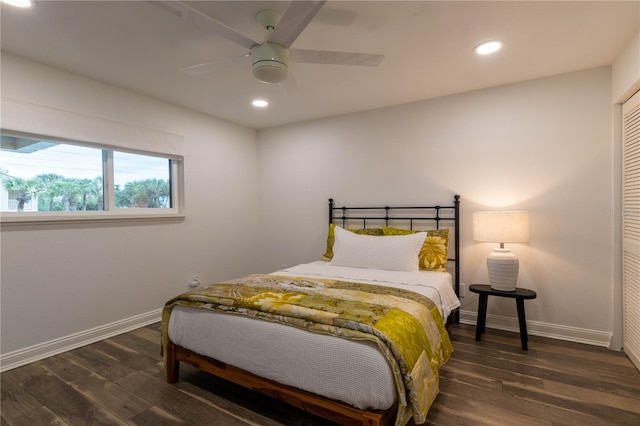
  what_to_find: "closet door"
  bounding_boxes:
[623,90,640,370]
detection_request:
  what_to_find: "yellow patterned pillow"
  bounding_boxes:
[321,223,385,261]
[382,226,450,271]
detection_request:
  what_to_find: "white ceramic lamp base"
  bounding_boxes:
[487,248,519,291]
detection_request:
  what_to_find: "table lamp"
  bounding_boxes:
[473,211,530,291]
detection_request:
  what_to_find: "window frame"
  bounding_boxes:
[1,129,184,226]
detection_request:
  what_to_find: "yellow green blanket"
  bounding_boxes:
[162,274,453,425]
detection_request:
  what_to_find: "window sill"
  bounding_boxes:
[1,212,185,228]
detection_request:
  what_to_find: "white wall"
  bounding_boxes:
[257,66,615,346]
[0,54,259,368]
[612,29,640,103]
[0,53,627,369]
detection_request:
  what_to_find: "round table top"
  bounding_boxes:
[469,284,537,299]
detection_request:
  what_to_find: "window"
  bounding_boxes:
[1,130,183,222]
[113,151,172,209]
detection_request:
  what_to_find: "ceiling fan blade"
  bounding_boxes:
[149,1,258,50]
[267,0,327,48]
[291,49,384,67]
[179,54,250,76]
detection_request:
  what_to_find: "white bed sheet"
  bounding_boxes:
[167,262,460,411]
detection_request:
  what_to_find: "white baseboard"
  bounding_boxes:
[459,309,613,348]
[0,308,162,373]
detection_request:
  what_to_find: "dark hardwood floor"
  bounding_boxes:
[2,323,639,426]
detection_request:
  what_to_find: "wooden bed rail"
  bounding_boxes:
[166,341,397,426]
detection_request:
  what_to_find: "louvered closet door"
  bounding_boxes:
[623,90,640,371]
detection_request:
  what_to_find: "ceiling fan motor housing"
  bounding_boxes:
[251,42,290,83]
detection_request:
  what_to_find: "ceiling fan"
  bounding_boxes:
[151,1,384,84]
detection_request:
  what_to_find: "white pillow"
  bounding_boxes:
[330,225,425,272]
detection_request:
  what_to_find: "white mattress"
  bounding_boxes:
[167,261,460,411]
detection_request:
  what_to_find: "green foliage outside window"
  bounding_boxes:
[2,173,169,211]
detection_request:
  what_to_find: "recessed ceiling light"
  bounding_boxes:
[252,99,268,108]
[474,40,503,55]
[2,0,32,7]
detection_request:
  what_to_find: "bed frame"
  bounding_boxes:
[165,195,461,426]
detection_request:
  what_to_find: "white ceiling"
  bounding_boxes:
[1,1,638,129]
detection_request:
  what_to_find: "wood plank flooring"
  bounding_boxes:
[2,323,639,426]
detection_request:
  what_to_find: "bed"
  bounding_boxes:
[162,195,461,426]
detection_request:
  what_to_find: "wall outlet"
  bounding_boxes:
[188,275,201,288]
[459,282,466,298]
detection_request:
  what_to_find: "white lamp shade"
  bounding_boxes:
[473,210,529,291]
[473,211,530,243]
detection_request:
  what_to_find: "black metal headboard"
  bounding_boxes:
[328,195,461,323]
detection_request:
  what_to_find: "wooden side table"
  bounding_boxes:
[469,284,537,350]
